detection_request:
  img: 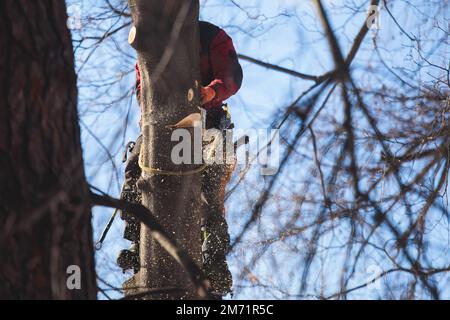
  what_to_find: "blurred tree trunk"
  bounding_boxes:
[126,0,203,299]
[0,0,96,299]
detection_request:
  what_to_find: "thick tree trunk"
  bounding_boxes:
[126,0,203,299]
[0,0,96,299]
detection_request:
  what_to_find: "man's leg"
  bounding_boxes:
[201,162,234,296]
[117,136,142,273]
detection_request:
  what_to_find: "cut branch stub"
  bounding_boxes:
[128,26,137,47]
[187,88,195,102]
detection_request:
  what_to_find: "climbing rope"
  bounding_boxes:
[138,143,208,176]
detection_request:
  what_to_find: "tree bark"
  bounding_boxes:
[125,0,203,299]
[0,0,96,299]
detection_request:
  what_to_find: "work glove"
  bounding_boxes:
[200,86,216,105]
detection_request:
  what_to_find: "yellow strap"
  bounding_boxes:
[138,144,208,176]
[222,103,231,118]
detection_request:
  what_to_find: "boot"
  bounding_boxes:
[117,243,139,273]
[203,255,233,297]
[201,222,233,296]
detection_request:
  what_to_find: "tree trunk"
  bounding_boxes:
[0,0,96,299]
[125,0,203,299]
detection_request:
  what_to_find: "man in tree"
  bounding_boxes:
[117,21,243,296]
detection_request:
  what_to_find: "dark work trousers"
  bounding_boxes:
[121,136,142,244]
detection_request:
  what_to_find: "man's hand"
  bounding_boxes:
[200,86,216,105]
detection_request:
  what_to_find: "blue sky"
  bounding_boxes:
[69,0,449,299]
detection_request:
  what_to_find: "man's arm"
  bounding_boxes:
[203,30,243,107]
